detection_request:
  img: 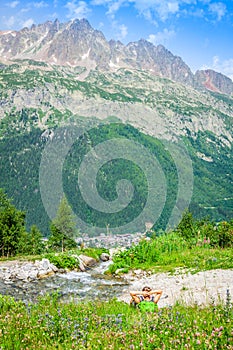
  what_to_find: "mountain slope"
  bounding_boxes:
[0,62,232,142]
[0,61,232,234]
[195,69,233,95]
[0,19,232,94]
[0,19,232,235]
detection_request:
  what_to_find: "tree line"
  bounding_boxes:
[1,187,232,259]
[0,189,77,257]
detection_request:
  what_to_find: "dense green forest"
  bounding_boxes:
[0,116,232,236]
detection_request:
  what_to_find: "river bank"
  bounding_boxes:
[0,258,232,307]
[0,258,127,303]
[118,268,233,307]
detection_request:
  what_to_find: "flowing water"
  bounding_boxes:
[0,261,129,304]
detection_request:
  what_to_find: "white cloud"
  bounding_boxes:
[91,0,128,40]
[3,15,16,28]
[107,0,125,18]
[91,0,228,25]
[147,28,176,45]
[208,2,226,21]
[33,1,49,9]
[91,0,113,5]
[8,1,19,8]
[109,18,128,40]
[20,7,30,13]
[133,1,182,21]
[91,1,197,22]
[202,56,233,81]
[98,21,104,28]
[22,18,34,28]
[118,23,128,39]
[65,0,91,19]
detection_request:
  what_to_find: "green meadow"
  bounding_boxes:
[0,291,232,350]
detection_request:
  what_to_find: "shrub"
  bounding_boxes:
[43,252,79,269]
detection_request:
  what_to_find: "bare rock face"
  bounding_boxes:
[1,18,232,94]
[123,41,196,87]
[0,19,207,90]
[195,69,233,95]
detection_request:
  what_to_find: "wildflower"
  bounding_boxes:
[115,317,122,324]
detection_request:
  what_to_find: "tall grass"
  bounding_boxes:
[108,232,233,274]
[0,292,232,349]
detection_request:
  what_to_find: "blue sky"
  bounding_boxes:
[0,0,233,79]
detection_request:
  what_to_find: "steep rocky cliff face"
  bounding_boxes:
[0,62,232,144]
[0,19,232,94]
[195,69,233,95]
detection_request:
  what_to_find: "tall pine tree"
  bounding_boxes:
[0,189,26,257]
[48,196,77,252]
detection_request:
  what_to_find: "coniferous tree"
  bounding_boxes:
[17,225,45,255]
[176,210,195,241]
[48,196,77,252]
[0,189,26,257]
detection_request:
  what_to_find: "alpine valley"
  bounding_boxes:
[0,19,232,236]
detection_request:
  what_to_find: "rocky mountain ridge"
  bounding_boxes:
[0,18,232,95]
[0,62,232,145]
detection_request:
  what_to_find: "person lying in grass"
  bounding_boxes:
[130,286,163,311]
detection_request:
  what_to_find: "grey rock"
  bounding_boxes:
[78,260,86,272]
[0,259,59,282]
[195,69,233,95]
[78,254,97,267]
[100,253,110,262]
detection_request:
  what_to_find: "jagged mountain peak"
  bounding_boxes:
[0,19,232,94]
[70,18,93,30]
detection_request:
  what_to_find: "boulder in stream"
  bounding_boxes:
[78,254,97,268]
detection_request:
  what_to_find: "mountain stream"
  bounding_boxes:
[0,261,129,304]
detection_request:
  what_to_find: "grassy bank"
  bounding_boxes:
[107,232,233,275]
[0,292,232,349]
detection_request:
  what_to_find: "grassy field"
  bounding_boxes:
[0,291,232,350]
[107,232,233,275]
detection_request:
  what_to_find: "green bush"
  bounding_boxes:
[108,232,188,273]
[43,253,79,269]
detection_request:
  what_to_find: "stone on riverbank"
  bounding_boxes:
[100,253,110,262]
[0,258,59,282]
[78,254,97,268]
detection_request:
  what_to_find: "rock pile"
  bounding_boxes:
[0,259,58,283]
[0,254,110,283]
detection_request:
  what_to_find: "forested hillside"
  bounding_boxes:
[0,120,232,236]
